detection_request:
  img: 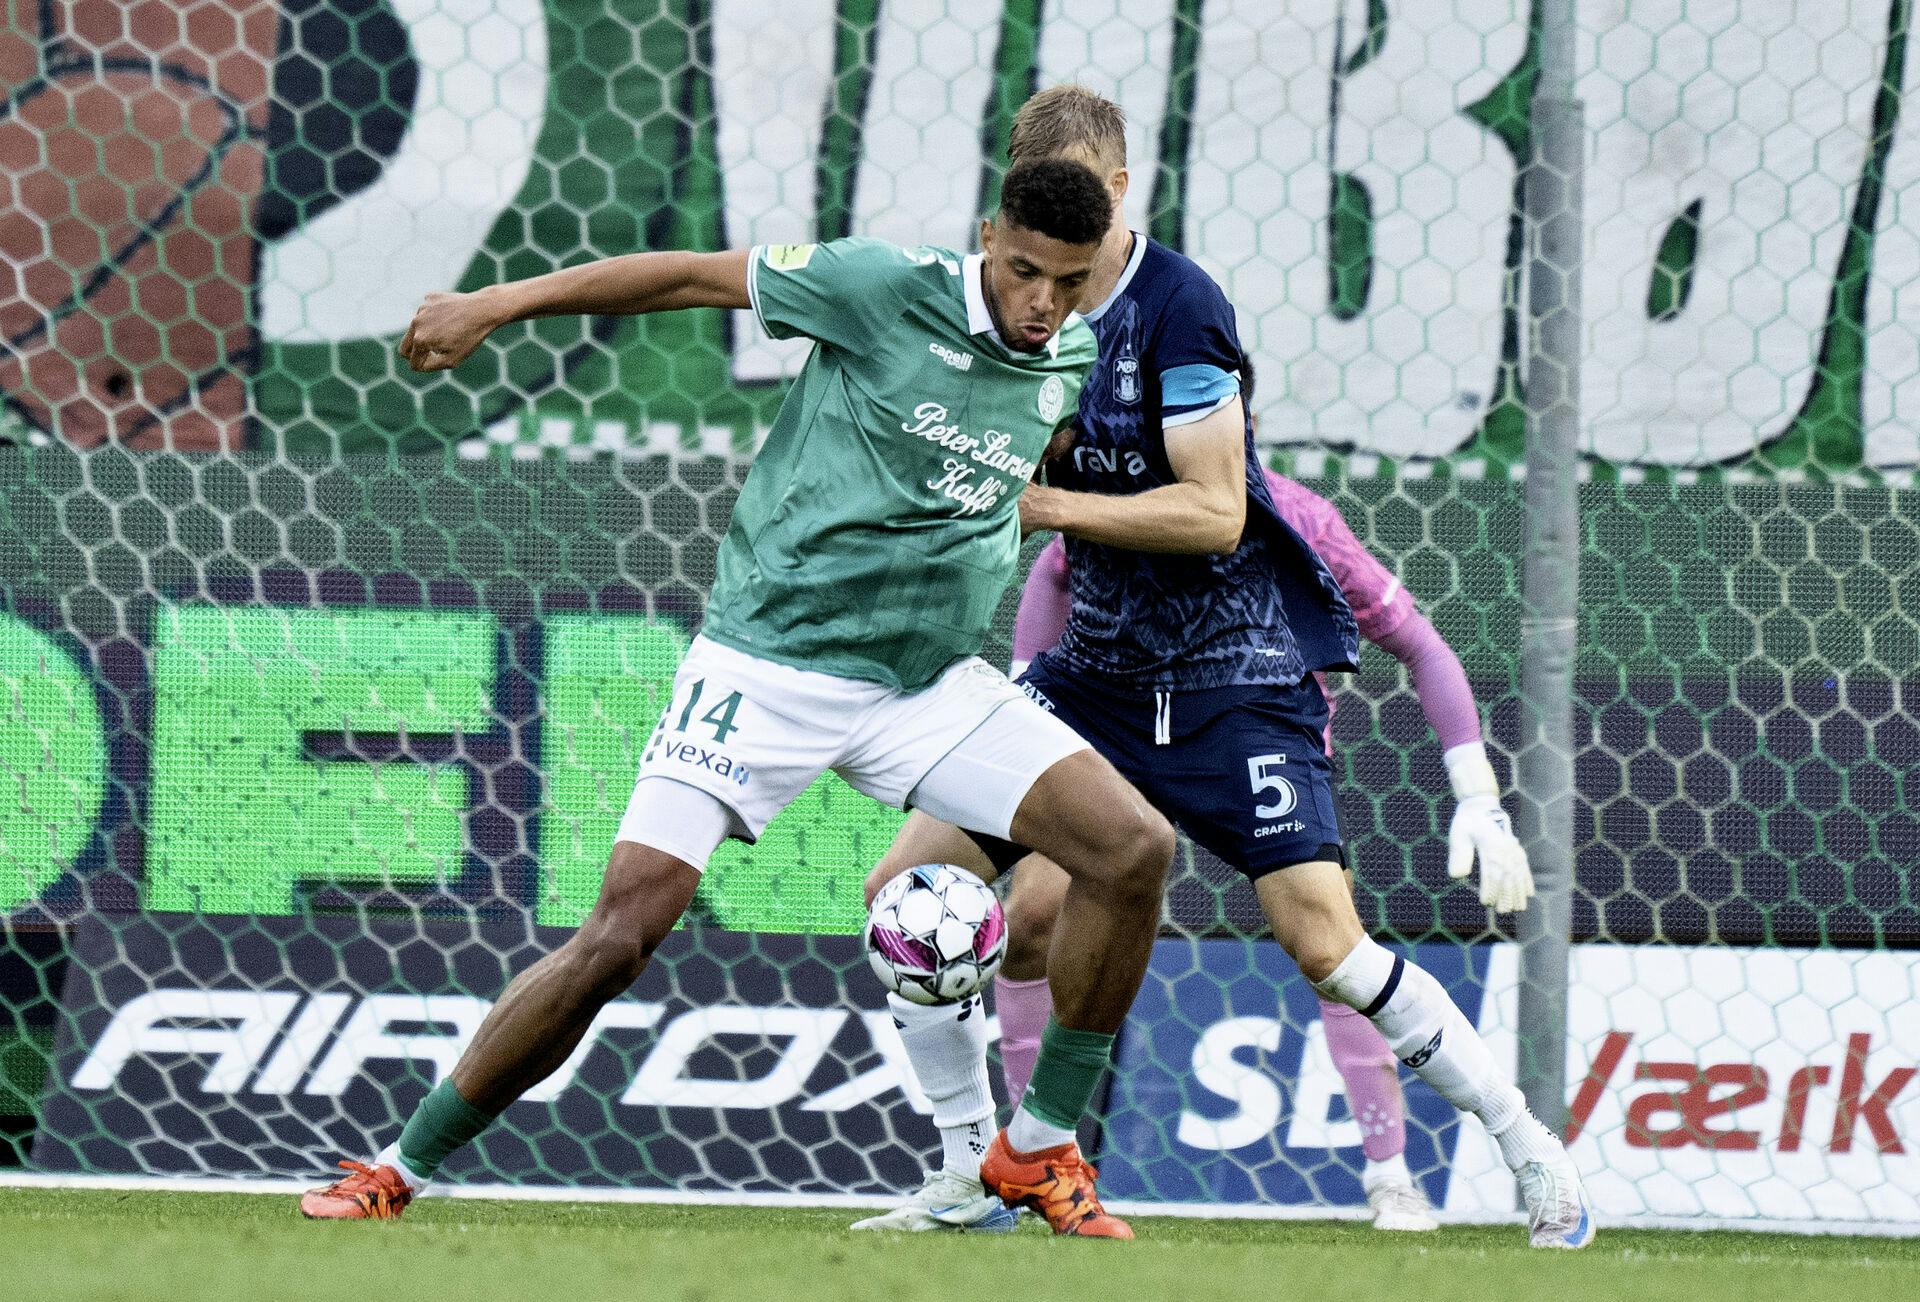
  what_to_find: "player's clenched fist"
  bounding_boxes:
[399,290,503,372]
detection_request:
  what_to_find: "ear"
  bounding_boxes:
[1109,167,1130,206]
[978,216,994,253]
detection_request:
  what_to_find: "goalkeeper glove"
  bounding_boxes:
[1443,742,1535,914]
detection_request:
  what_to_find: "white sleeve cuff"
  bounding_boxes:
[1443,741,1500,802]
[744,246,772,336]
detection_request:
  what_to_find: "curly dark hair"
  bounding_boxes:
[997,157,1111,247]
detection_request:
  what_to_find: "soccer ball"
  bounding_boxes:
[865,864,1007,1005]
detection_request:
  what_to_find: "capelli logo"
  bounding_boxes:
[929,342,973,371]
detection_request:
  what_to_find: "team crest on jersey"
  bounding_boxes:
[1112,301,1141,405]
[1038,374,1065,423]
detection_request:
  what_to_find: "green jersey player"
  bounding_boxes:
[299,158,1172,1238]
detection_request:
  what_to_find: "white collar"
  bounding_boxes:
[964,253,1062,360]
[1079,230,1148,324]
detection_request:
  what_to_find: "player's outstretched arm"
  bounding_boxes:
[1371,615,1533,912]
[399,249,753,372]
[1278,469,1534,913]
[1019,397,1247,554]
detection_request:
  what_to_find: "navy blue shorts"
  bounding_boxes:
[1017,657,1344,881]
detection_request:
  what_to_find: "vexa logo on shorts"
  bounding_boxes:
[658,739,750,785]
[902,402,1037,516]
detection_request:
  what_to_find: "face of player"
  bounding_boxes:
[977,219,1100,352]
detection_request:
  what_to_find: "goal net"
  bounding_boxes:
[2,0,1916,1230]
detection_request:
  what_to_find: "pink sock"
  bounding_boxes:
[1319,996,1407,1162]
[992,974,1052,1105]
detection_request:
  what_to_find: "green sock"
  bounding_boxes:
[395,1079,497,1181]
[1020,1019,1116,1130]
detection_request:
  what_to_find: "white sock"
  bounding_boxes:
[1314,938,1561,1171]
[1362,1152,1412,1193]
[888,993,996,1176]
[1006,1105,1076,1154]
[940,1118,993,1177]
[375,1141,430,1192]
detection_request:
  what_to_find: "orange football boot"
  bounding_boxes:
[299,1160,415,1220]
[978,1130,1133,1239]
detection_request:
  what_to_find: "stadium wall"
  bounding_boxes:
[20,916,1920,1232]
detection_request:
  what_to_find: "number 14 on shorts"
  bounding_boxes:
[645,676,747,764]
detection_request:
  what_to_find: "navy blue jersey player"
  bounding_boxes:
[855,86,1594,1248]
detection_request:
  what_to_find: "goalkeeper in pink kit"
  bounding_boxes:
[991,409,1533,1230]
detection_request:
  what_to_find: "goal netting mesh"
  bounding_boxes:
[2,0,1917,1229]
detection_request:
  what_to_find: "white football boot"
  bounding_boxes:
[1517,1152,1597,1249]
[1364,1177,1439,1232]
[850,1168,1020,1233]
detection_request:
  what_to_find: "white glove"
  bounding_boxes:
[1443,743,1535,913]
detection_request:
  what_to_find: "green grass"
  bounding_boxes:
[2,1189,1915,1302]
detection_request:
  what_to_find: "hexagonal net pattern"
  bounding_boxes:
[2,1,1918,1229]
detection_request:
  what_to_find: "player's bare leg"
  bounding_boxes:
[450,844,701,1109]
[1006,750,1172,1032]
[299,841,701,1219]
[969,750,1171,1239]
[1256,863,1594,1248]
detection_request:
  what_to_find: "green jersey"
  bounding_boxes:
[702,238,1098,690]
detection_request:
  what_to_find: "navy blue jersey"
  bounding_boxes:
[1045,236,1359,689]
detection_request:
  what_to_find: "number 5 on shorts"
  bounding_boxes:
[1247,754,1297,819]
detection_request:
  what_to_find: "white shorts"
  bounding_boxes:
[615,636,1088,869]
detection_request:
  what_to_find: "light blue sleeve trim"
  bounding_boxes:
[1161,362,1239,411]
[1160,392,1236,428]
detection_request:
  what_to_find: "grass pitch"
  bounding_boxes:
[3,1189,1915,1302]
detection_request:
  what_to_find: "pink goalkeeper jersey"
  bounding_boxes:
[1012,469,1483,751]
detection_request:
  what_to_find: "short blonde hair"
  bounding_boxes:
[1008,84,1127,172]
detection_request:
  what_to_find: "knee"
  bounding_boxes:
[1105,808,1176,904]
[1293,938,1352,986]
[1261,863,1368,984]
[1054,806,1173,915]
[1290,923,1367,985]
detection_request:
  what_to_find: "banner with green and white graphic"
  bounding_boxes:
[8,1,1911,471]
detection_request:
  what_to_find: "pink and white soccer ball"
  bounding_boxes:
[865,864,1007,1005]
